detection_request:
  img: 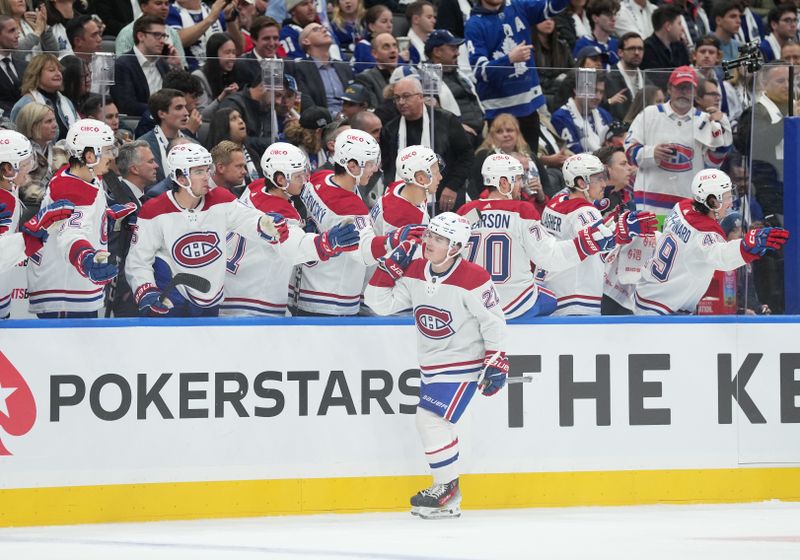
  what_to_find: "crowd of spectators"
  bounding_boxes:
[0,0,796,316]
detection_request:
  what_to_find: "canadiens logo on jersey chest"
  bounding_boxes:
[414,306,454,339]
[172,232,223,268]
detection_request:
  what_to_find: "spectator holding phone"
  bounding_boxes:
[624,65,732,216]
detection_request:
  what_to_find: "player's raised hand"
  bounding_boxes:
[574,220,616,260]
[741,227,789,257]
[379,239,417,281]
[388,224,427,249]
[20,200,76,240]
[315,221,360,260]
[479,351,509,397]
[258,212,289,244]
[76,249,117,285]
[613,210,658,244]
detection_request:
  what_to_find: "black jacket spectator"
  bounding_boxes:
[355,66,392,110]
[0,57,25,117]
[88,0,134,37]
[111,50,173,117]
[290,57,354,112]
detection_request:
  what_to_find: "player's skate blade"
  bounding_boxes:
[414,501,462,519]
[410,479,461,519]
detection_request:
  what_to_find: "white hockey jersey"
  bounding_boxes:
[0,186,21,317]
[457,198,585,319]
[634,199,750,315]
[536,194,605,315]
[294,170,387,315]
[369,180,429,236]
[602,234,658,311]
[27,167,109,314]
[365,257,506,384]
[625,103,733,215]
[126,187,274,309]
[221,181,322,317]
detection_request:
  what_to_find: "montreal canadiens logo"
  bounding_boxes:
[0,351,37,456]
[172,231,222,268]
[414,306,455,339]
[657,144,694,172]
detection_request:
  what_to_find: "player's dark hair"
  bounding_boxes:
[334,163,348,175]
[651,5,682,32]
[692,200,712,215]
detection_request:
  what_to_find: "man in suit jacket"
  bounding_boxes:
[110,15,182,117]
[0,16,26,117]
[354,32,399,110]
[105,140,160,316]
[289,22,353,117]
[604,32,646,122]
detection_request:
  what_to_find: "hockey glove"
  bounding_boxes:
[574,221,616,260]
[388,224,427,249]
[741,227,790,257]
[75,249,118,285]
[135,284,173,316]
[258,212,289,244]
[378,240,417,281]
[106,202,138,223]
[0,202,10,231]
[614,210,658,245]
[21,200,76,240]
[315,222,360,260]
[479,351,509,397]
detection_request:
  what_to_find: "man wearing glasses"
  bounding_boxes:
[111,15,183,116]
[624,66,732,216]
[604,31,645,121]
[760,4,798,63]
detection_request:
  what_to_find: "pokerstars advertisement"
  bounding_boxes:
[0,322,798,489]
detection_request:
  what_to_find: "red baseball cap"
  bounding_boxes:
[668,66,698,87]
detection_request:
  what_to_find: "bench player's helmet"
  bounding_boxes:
[0,130,33,181]
[167,143,212,186]
[691,169,732,210]
[426,211,471,255]
[562,153,605,192]
[65,119,115,168]
[261,142,310,190]
[396,145,439,191]
[333,130,381,180]
[482,153,524,198]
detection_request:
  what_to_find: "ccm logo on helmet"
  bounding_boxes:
[172,232,222,268]
[401,151,417,161]
[414,306,455,339]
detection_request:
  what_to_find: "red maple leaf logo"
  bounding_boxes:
[0,351,36,456]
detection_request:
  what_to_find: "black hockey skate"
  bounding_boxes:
[410,478,461,519]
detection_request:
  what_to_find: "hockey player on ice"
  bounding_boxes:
[365,212,507,520]
[634,169,789,315]
[458,153,640,320]
[126,143,290,317]
[537,153,658,315]
[220,143,361,316]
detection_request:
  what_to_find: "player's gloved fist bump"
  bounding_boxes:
[480,351,509,397]
[258,212,289,243]
[76,249,118,285]
[106,202,137,222]
[135,284,173,316]
[742,227,790,257]
[575,220,616,259]
[22,200,76,239]
[379,239,417,280]
[315,222,360,260]
[388,224,427,249]
[615,210,658,244]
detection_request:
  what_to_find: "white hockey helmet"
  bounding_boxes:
[333,130,381,178]
[482,153,524,195]
[261,142,310,189]
[691,168,732,209]
[396,145,439,190]
[0,130,33,180]
[426,212,471,254]
[562,153,605,191]
[167,143,212,184]
[66,118,115,166]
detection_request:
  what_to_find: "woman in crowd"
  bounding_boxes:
[10,53,78,140]
[193,33,249,120]
[331,0,365,55]
[534,18,574,110]
[0,0,57,58]
[13,102,64,220]
[205,106,262,181]
[351,4,393,73]
[60,55,90,112]
[554,0,590,49]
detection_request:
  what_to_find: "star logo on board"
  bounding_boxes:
[0,384,17,417]
[0,351,36,456]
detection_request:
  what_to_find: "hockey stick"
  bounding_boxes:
[506,376,533,384]
[159,272,211,304]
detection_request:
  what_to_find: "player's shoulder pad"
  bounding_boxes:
[316,180,369,216]
[250,189,301,220]
[202,187,237,210]
[463,198,538,220]
[679,199,726,237]
[442,258,491,291]
[402,258,428,280]
[49,167,99,207]
[549,195,594,215]
[383,188,425,227]
[139,192,181,220]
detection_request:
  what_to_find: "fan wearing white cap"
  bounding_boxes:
[370,145,439,238]
[535,153,657,316]
[294,129,402,316]
[455,153,632,320]
[125,143,293,317]
[635,169,789,315]
[26,119,126,318]
[365,211,507,520]
[220,143,361,317]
